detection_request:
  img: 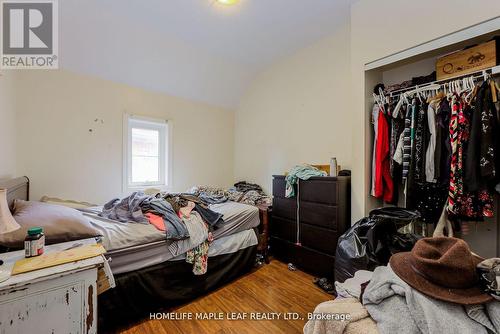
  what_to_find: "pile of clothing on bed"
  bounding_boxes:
[189,181,271,206]
[99,191,226,275]
[305,237,500,334]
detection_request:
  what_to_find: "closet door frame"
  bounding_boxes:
[362,16,500,256]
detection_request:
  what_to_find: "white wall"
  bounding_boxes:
[350,0,500,222]
[382,57,436,86]
[234,23,352,193]
[4,0,500,221]
[14,70,235,203]
[0,71,17,179]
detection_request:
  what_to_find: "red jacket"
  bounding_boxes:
[374,110,394,202]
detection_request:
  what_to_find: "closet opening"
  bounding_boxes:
[364,28,500,257]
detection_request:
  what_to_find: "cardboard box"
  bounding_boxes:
[436,39,498,80]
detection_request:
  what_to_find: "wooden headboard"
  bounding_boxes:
[0,176,30,211]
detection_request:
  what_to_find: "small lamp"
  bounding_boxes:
[0,189,20,234]
[0,188,20,282]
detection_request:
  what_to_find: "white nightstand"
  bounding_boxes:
[0,238,105,334]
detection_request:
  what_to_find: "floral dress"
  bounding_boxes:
[447,95,494,220]
[186,231,214,275]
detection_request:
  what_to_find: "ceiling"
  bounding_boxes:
[60,0,355,109]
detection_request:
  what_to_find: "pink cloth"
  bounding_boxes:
[145,212,165,231]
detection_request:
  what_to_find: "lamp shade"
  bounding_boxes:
[0,189,20,234]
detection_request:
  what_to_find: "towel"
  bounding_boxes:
[285,165,327,198]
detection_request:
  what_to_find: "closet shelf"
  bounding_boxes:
[387,64,500,97]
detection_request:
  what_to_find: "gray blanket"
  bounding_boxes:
[363,265,500,334]
[100,191,149,224]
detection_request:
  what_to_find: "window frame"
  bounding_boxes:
[123,114,171,192]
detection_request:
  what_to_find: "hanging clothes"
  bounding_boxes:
[447,95,459,215]
[407,99,448,225]
[413,101,429,183]
[479,83,499,183]
[186,231,214,275]
[371,104,381,197]
[465,81,499,191]
[412,183,449,225]
[404,99,420,209]
[389,102,405,177]
[447,95,494,220]
[436,98,452,186]
[374,110,394,202]
[425,101,439,183]
[401,102,414,181]
[389,102,405,204]
[375,75,499,227]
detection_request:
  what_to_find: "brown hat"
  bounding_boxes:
[390,237,493,305]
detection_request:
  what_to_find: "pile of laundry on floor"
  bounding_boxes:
[305,237,500,334]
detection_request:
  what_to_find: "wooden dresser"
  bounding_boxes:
[270,175,350,278]
[0,239,106,334]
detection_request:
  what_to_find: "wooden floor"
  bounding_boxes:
[118,260,332,334]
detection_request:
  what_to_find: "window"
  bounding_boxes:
[124,115,169,190]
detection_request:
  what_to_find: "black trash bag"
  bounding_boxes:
[334,207,421,283]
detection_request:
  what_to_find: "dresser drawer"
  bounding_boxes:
[272,197,297,221]
[270,237,336,279]
[299,179,337,205]
[294,245,336,279]
[272,177,287,198]
[300,223,339,255]
[270,237,296,264]
[299,201,338,230]
[270,217,296,243]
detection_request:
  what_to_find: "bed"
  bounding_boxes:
[0,177,260,331]
[82,200,260,275]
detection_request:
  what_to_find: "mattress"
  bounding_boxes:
[84,201,260,252]
[210,201,260,239]
[107,229,258,275]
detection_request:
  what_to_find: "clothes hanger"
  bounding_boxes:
[378,87,386,100]
[465,76,476,103]
[446,82,454,99]
[402,92,409,106]
[373,93,383,110]
[378,87,388,113]
[414,85,424,103]
[463,78,469,93]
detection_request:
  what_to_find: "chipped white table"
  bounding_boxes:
[0,238,105,334]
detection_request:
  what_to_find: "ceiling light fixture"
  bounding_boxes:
[216,0,238,5]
